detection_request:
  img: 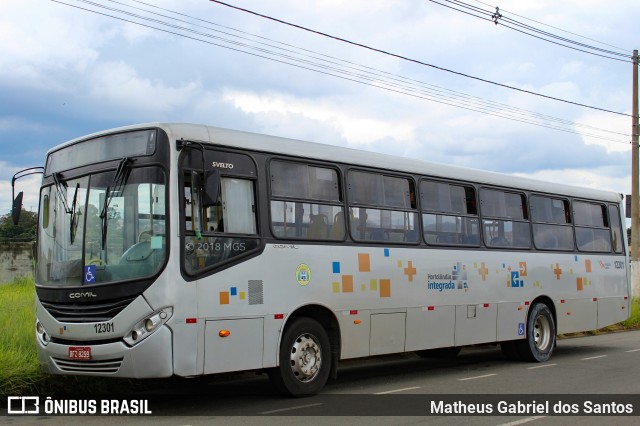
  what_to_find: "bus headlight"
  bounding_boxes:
[36,320,50,346]
[123,307,173,347]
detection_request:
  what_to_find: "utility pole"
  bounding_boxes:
[633,49,639,263]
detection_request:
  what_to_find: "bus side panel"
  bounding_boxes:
[496,302,528,341]
[203,318,264,374]
[555,298,598,334]
[405,305,455,351]
[597,297,630,329]
[370,312,406,355]
[338,310,371,359]
[454,303,497,346]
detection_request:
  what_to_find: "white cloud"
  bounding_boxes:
[222,90,416,147]
[85,61,201,115]
[575,112,630,153]
[514,167,629,196]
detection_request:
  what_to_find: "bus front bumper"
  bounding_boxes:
[37,326,173,378]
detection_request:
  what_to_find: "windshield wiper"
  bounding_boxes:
[52,172,72,214]
[53,172,80,244]
[100,158,132,250]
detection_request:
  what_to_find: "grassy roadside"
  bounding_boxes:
[1,277,639,398]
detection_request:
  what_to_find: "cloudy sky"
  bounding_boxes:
[1,0,638,215]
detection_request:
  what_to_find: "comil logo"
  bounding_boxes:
[69,291,98,299]
[7,397,40,414]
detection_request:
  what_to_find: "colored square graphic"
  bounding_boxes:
[380,279,391,298]
[585,260,592,273]
[219,291,230,305]
[332,262,341,274]
[370,279,378,291]
[332,282,340,293]
[384,248,390,257]
[342,275,354,293]
[358,253,370,272]
[230,287,237,296]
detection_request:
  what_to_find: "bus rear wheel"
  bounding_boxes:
[268,317,331,397]
[517,303,556,362]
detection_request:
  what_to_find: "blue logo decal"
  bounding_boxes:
[510,271,524,288]
[84,265,97,284]
[518,322,525,336]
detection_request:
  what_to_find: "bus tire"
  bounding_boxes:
[517,303,556,362]
[416,346,461,359]
[268,317,331,397]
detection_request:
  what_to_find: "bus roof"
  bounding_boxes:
[54,122,623,203]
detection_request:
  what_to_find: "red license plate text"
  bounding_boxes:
[68,346,91,360]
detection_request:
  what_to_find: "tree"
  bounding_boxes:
[0,209,38,242]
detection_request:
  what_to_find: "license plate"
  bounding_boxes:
[68,346,91,360]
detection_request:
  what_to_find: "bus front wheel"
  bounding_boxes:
[517,303,556,362]
[268,317,331,397]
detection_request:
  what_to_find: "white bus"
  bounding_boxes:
[15,123,630,396]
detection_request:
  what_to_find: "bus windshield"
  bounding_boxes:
[36,166,167,287]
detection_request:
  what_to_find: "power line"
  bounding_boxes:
[48,0,630,144]
[470,0,631,53]
[116,1,627,138]
[209,0,632,118]
[430,0,633,63]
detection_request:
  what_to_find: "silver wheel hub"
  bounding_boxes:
[533,315,551,350]
[290,333,322,382]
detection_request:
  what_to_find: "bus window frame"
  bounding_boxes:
[529,194,575,252]
[479,187,532,250]
[267,158,346,242]
[346,168,419,245]
[419,178,481,247]
[573,199,613,253]
[178,146,263,279]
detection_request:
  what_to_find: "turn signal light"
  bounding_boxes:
[219,330,231,337]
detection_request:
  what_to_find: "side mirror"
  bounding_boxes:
[12,192,23,225]
[11,166,44,225]
[202,170,221,207]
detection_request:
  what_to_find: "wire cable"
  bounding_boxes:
[431,0,633,62]
[47,0,631,144]
[470,0,631,53]
[209,0,632,118]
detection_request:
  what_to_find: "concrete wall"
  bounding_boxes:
[0,242,35,284]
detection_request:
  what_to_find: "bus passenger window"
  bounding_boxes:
[480,189,531,249]
[609,205,624,254]
[421,180,479,246]
[530,196,574,251]
[182,169,260,275]
[574,201,612,253]
[348,171,418,243]
[269,161,344,241]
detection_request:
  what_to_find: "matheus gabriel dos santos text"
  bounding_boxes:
[430,399,635,415]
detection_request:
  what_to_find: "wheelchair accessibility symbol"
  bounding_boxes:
[518,322,525,336]
[84,265,97,284]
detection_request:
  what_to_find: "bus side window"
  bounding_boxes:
[220,178,257,235]
[574,201,612,253]
[480,189,531,249]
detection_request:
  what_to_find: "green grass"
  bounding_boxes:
[2,277,640,397]
[621,297,640,328]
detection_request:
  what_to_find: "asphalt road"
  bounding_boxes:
[3,330,640,425]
